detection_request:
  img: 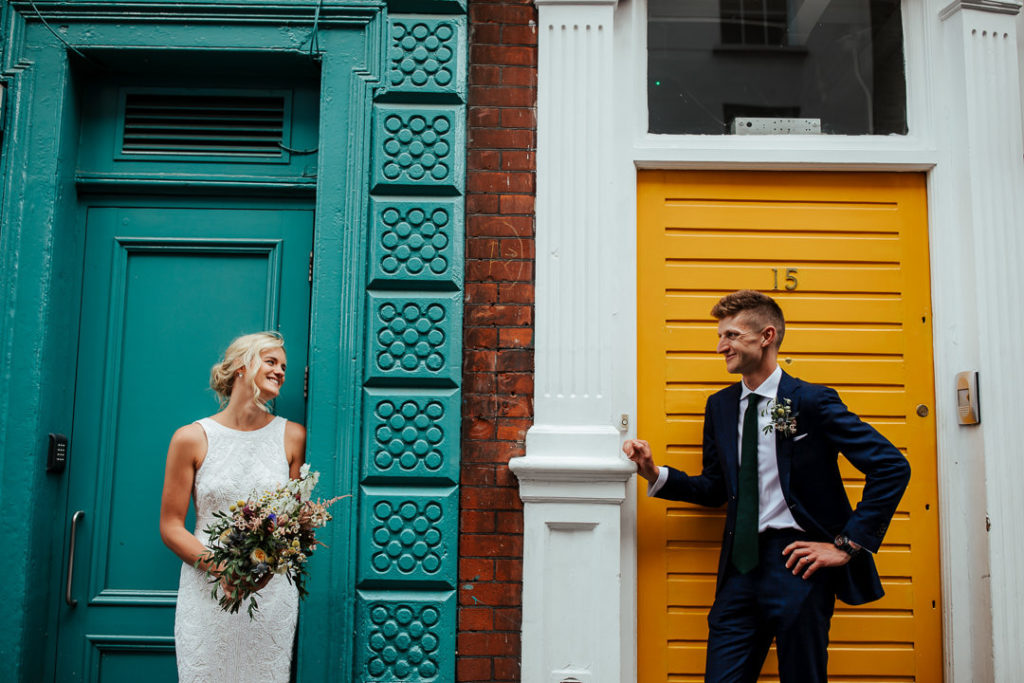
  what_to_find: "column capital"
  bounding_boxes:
[940,0,1022,21]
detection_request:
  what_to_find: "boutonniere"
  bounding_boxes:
[762,398,798,437]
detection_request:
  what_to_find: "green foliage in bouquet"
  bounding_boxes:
[196,464,345,618]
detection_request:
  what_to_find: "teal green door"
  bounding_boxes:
[55,200,313,681]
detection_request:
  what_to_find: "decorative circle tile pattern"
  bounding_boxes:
[375,301,447,373]
[380,111,454,185]
[379,205,451,277]
[365,601,442,679]
[360,8,462,683]
[370,499,445,576]
[388,20,457,92]
[372,399,446,473]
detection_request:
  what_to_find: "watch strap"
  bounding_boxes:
[834,534,861,556]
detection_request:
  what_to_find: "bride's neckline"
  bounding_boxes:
[208,415,278,433]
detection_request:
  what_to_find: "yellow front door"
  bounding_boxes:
[636,171,942,682]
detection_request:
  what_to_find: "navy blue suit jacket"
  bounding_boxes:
[656,371,911,605]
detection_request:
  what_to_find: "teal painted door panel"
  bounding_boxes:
[95,642,178,682]
[55,202,312,682]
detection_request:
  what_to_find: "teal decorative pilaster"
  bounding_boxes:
[356,4,465,681]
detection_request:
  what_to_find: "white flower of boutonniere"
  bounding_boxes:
[762,398,798,438]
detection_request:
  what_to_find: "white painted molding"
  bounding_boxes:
[938,8,1024,680]
[517,501,628,683]
[513,0,629,682]
[530,0,619,429]
[511,446,634,504]
[940,0,1022,22]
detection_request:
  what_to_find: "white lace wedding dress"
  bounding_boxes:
[174,416,299,683]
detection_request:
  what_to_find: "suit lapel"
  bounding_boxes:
[774,370,801,495]
[716,383,742,494]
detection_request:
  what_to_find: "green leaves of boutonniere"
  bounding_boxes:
[762,398,798,438]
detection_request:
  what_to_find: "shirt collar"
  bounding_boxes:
[741,365,782,402]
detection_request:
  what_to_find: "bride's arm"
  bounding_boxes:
[159,423,215,571]
[285,421,307,479]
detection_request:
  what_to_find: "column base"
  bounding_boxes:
[511,423,635,682]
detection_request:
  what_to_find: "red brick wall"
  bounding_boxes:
[459,1,536,681]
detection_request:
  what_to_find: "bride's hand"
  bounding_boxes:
[213,562,237,599]
[251,572,273,592]
[220,567,272,599]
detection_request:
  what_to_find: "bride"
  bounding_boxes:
[159,331,306,682]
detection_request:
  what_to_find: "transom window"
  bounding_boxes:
[647,0,908,136]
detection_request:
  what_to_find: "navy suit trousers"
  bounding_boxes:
[704,530,835,683]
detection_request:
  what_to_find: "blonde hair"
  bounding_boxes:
[210,331,286,411]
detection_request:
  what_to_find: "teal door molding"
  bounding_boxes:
[0,0,466,681]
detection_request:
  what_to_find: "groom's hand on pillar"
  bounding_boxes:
[623,439,660,483]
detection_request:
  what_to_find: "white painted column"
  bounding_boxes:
[934,1,1024,679]
[508,0,634,681]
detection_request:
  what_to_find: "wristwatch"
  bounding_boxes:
[834,534,861,557]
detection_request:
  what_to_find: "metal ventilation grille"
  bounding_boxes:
[121,93,286,157]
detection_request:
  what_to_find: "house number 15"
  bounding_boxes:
[772,268,799,290]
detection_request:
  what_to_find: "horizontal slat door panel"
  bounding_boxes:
[665,386,908,417]
[666,325,907,356]
[664,263,905,293]
[662,232,903,262]
[637,171,942,682]
[665,293,907,324]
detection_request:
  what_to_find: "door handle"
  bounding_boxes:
[65,510,85,608]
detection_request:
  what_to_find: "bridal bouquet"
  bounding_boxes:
[198,464,345,617]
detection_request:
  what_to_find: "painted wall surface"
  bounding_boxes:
[0,0,468,680]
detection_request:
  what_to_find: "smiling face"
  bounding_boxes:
[716,312,775,378]
[212,331,288,411]
[251,347,287,401]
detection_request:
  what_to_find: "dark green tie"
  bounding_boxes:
[732,394,760,574]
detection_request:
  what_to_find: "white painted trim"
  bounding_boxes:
[940,0,1023,21]
[618,0,937,160]
[933,8,1024,679]
[514,1,636,681]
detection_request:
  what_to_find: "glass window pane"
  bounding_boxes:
[647,0,908,135]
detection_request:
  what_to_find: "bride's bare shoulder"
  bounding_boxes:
[168,422,207,458]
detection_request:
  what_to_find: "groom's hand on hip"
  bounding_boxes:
[782,541,852,579]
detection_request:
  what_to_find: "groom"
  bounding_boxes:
[625,290,910,682]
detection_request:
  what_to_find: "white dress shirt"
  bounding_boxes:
[649,365,803,532]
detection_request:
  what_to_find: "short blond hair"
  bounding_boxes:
[210,331,286,410]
